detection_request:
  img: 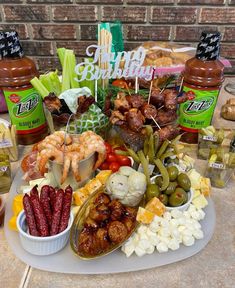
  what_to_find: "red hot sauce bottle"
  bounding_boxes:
[0,30,48,145]
[179,31,224,144]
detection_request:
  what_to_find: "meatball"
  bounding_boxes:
[94,193,111,205]
[109,199,124,221]
[94,228,110,251]
[126,94,145,109]
[123,217,135,232]
[108,221,128,243]
[89,203,110,222]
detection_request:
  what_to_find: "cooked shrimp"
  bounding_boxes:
[37,131,72,152]
[79,131,106,169]
[61,150,84,184]
[38,148,64,175]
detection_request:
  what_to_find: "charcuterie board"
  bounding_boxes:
[4,170,215,274]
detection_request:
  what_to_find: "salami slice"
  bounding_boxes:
[40,185,52,227]
[23,194,39,236]
[50,189,64,236]
[58,185,72,233]
[31,194,49,237]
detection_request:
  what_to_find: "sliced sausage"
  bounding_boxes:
[58,185,72,233]
[49,186,56,212]
[23,194,39,236]
[30,194,49,237]
[40,185,52,227]
[50,189,64,235]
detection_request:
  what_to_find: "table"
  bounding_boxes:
[1,78,235,288]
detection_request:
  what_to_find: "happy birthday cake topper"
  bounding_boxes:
[74,45,155,82]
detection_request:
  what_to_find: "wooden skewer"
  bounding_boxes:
[178,76,184,94]
[147,68,155,104]
[135,76,139,94]
[150,115,161,130]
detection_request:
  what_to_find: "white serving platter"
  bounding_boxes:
[4,170,215,274]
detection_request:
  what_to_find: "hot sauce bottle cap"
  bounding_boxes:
[196,31,221,61]
[0,30,24,58]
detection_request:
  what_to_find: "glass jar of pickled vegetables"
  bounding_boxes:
[205,148,234,188]
[197,126,224,160]
[0,153,11,194]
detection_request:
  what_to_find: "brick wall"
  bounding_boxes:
[0,0,234,74]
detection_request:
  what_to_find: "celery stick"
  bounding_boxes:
[39,70,61,96]
[57,47,66,68]
[68,50,79,89]
[61,49,71,92]
[30,77,49,98]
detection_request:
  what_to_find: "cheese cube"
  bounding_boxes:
[193,189,201,199]
[136,207,154,224]
[200,177,211,197]
[95,170,112,185]
[187,169,202,190]
[192,194,208,209]
[84,179,102,194]
[73,190,88,206]
[145,197,166,217]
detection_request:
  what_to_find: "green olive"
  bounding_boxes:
[177,173,191,191]
[169,188,187,207]
[175,187,188,204]
[164,181,178,195]
[167,166,179,181]
[158,194,168,205]
[146,184,160,202]
[155,176,163,187]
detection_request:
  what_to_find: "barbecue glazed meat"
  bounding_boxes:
[155,125,180,143]
[77,95,95,114]
[109,200,124,221]
[89,204,110,222]
[44,93,62,113]
[141,103,158,119]
[110,110,126,126]
[150,88,164,108]
[114,93,130,113]
[126,94,145,109]
[94,193,111,206]
[163,89,178,110]
[108,221,128,243]
[126,108,145,132]
[84,217,99,229]
[77,192,138,257]
[154,109,177,126]
[94,228,109,251]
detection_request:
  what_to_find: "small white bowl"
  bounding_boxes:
[17,211,74,256]
[151,175,194,212]
[165,189,194,212]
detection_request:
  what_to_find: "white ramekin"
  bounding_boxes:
[17,210,74,256]
[151,175,194,212]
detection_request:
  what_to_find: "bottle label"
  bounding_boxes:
[179,85,220,132]
[3,87,46,134]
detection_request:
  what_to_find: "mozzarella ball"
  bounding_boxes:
[135,246,146,257]
[182,235,195,246]
[192,229,204,239]
[156,242,168,253]
[168,239,180,251]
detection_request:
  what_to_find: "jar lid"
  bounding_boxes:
[196,31,221,61]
